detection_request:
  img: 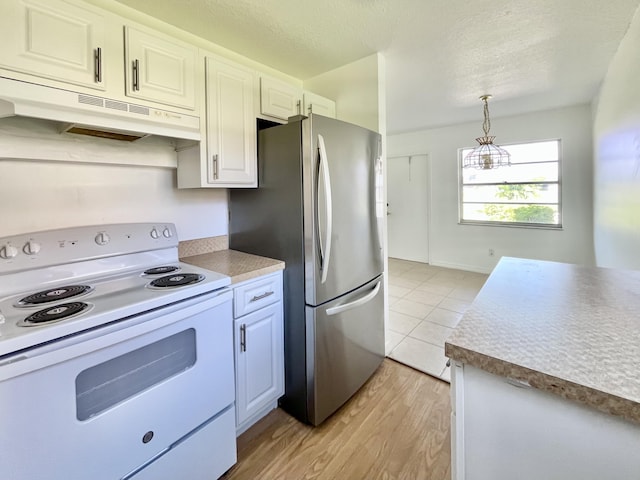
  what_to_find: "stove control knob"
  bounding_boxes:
[162,228,173,238]
[0,244,18,259]
[23,241,41,256]
[95,232,110,246]
[150,228,160,239]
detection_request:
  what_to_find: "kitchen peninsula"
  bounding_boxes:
[445,257,640,480]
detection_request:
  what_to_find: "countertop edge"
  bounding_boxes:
[445,342,640,425]
[181,249,285,285]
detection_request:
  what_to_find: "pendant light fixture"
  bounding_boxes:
[463,95,510,170]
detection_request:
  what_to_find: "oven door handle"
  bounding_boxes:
[0,288,232,381]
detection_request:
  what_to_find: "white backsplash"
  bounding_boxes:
[0,119,228,240]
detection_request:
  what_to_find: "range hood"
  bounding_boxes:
[0,77,200,142]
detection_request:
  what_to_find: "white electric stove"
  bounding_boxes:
[0,223,237,480]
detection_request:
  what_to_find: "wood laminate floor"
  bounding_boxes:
[221,359,451,480]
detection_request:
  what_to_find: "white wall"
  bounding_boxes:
[0,148,228,240]
[303,53,385,134]
[388,104,595,273]
[592,5,640,269]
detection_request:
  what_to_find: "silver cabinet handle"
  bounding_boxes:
[132,59,140,91]
[326,281,380,316]
[240,324,246,352]
[212,154,219,180]
[317,134,332,284]
[250,291,274,303]
[505,377,531,389]
[94,47,102,83]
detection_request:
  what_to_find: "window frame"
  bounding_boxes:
[458,138,563,229]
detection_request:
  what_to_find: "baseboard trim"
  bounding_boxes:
[428,260,493,275]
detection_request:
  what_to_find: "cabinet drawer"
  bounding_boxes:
[234,273,282,318]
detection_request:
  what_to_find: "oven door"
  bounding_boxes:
[0,288,234,480]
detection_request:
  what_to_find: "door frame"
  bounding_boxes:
[386,152,431,264]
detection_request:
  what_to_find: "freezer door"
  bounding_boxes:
[303,114,384,306]
[305,275,384,425]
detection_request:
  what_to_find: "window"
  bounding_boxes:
[459,139,561,227]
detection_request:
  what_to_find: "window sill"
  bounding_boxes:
[459,220,563,231]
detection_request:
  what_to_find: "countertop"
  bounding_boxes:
[181,249,285,285]
[445,257,640,424]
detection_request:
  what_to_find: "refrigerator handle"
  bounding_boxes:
[326,281,381,316]
[317,134,333,284]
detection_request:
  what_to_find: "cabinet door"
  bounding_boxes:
[260,76,301,120]
[303,91,336,118]
[206,57,257,186]
[234,302,284,427]
[0,0,106,90]
[125,26,196,110]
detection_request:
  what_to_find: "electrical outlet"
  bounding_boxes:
[488,248,495,257]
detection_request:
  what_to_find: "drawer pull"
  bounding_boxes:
[250,291,274,303]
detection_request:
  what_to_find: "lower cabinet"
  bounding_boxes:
[232,272,284,435]
[451,362,640,480]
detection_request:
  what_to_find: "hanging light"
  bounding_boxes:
[463,95,510,170]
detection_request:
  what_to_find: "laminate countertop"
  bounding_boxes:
[181,249,285,285]
[445,257,640,424]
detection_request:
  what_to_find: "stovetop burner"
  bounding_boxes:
[16,285,93,307]
[19,302,92,327]
[149,273,205,289]
[143,265,180,275]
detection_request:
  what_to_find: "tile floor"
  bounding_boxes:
[386,258,489,382]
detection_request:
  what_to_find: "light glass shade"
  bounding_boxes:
[463,95,510,170]
[463,135,511,170]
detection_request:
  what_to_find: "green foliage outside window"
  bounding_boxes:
[460,140,561,227]
[483,183,555,224]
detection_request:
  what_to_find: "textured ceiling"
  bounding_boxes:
[113,0,640,133]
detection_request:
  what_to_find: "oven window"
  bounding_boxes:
[76,328,196,421]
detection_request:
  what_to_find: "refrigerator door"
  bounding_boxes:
[303,114,383,306]
[305,275,385,425]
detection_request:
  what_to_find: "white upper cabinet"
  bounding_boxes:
[177,55,258,188]
[259,76,302,121]
[0,0,199,114]
[206,56,256,186]
[124,27,197,110]
[303,91,336,118]
[0,0,109,91]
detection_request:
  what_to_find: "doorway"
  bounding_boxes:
[387,154,429,263]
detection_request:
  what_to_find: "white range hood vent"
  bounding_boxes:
[0,77,201,142]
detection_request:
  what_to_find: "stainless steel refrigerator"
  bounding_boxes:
[229,114,385,425]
